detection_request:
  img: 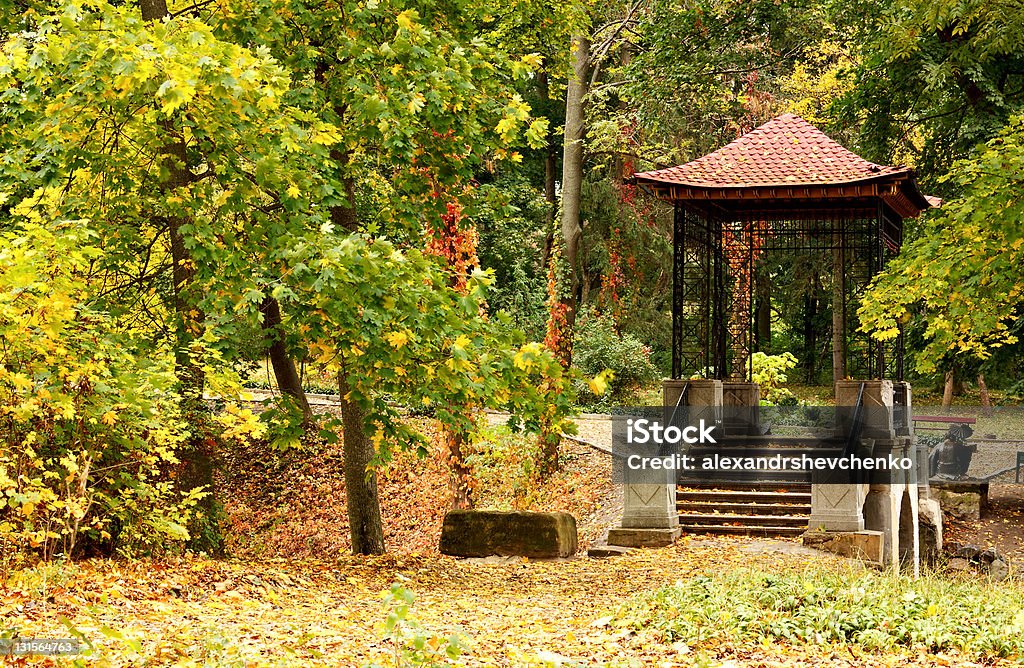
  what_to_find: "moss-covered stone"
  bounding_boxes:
[439,510,578,558]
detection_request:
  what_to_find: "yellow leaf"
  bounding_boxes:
[101,410,117,426]
[21,501,35,517]
[407,92,425,114]
[396,9,417,30]
[385,330,410,348]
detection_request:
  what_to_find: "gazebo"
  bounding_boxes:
[634,114,935,385]
[608,115,941,570]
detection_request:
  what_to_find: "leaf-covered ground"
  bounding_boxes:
[5,415,1024,666]
[4,539,1022,667]
[217,415,616,559]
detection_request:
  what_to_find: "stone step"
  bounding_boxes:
[587,544,632,558]
[676,501,810,515]
[716,435,844,447]
[676,489,811,503]
[677,468,813,484]
[684,447,845,458]
[676,524,808,537]
[676,481,812,492]
[678,513,810,528]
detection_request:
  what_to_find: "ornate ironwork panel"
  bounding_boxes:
[671,203,906,383]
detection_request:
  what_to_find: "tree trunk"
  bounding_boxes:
[558,32,591,351]
[756,269,770,350]
[446,430,474,510]
[260,296,312,422]
[831,236,845,384]
[538,34,592,475]
[327,162,385,554]
[978,373,992,416]
[539,66,557,272]
[141,0,219,553]
[942,368,955,413]
[338,372,385,555]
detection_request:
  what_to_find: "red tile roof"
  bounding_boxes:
[634,114,911,189]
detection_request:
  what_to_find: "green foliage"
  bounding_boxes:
[859,116,1024,373]
[364,582,465,668]
[474,175,551,341]
[617,568,1024,658]
[747,352,799,405]
[0,223,200,560]
[571,308,659,407]
[839,0,1024,191]
[275,232,577,462]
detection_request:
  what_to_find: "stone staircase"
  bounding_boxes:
[675,435,842,537]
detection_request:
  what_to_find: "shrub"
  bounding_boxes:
[747,351,798,404]
[0,224,200,564]
[572,309,659,407]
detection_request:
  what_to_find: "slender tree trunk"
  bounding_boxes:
[328,162,386,554]
[559,32,591,353]
[756,269,770,350]
[942,368,955,413]
[537,35,591,476]
[978,373,992,416]
[338,372,384,554]
[141,0,219,552]
[831,235,845,385]
[260,296,312,422]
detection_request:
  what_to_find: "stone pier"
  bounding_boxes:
[607,379,723,548]
[804,380,933,574]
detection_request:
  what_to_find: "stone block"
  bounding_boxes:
[587,544,632,558]
[723,382,760,436]
[934,489,982,520]
[835,380,895,439]
[918,497,943,565]
[606,527,680,548]
[621,483,679,529]
[809,482,867,532]
[802,529,883,565]
[439,510,577,558]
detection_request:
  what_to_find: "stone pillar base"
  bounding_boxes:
[607,527,681,548]
[621,483,678,529]
[803,529,883,566]
[809,483,867,532]
[723,381,760,436]
[836,379,895,439]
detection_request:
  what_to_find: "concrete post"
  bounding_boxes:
[723,381,760,436]
[864,438,919,574]
[607,379,723,548]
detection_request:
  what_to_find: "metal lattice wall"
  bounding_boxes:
[671,203,905,382]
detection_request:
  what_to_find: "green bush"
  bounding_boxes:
[617,567,1024,659]
[571,309,659,407]
[748,351,799,404]
[0,224,201,564]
